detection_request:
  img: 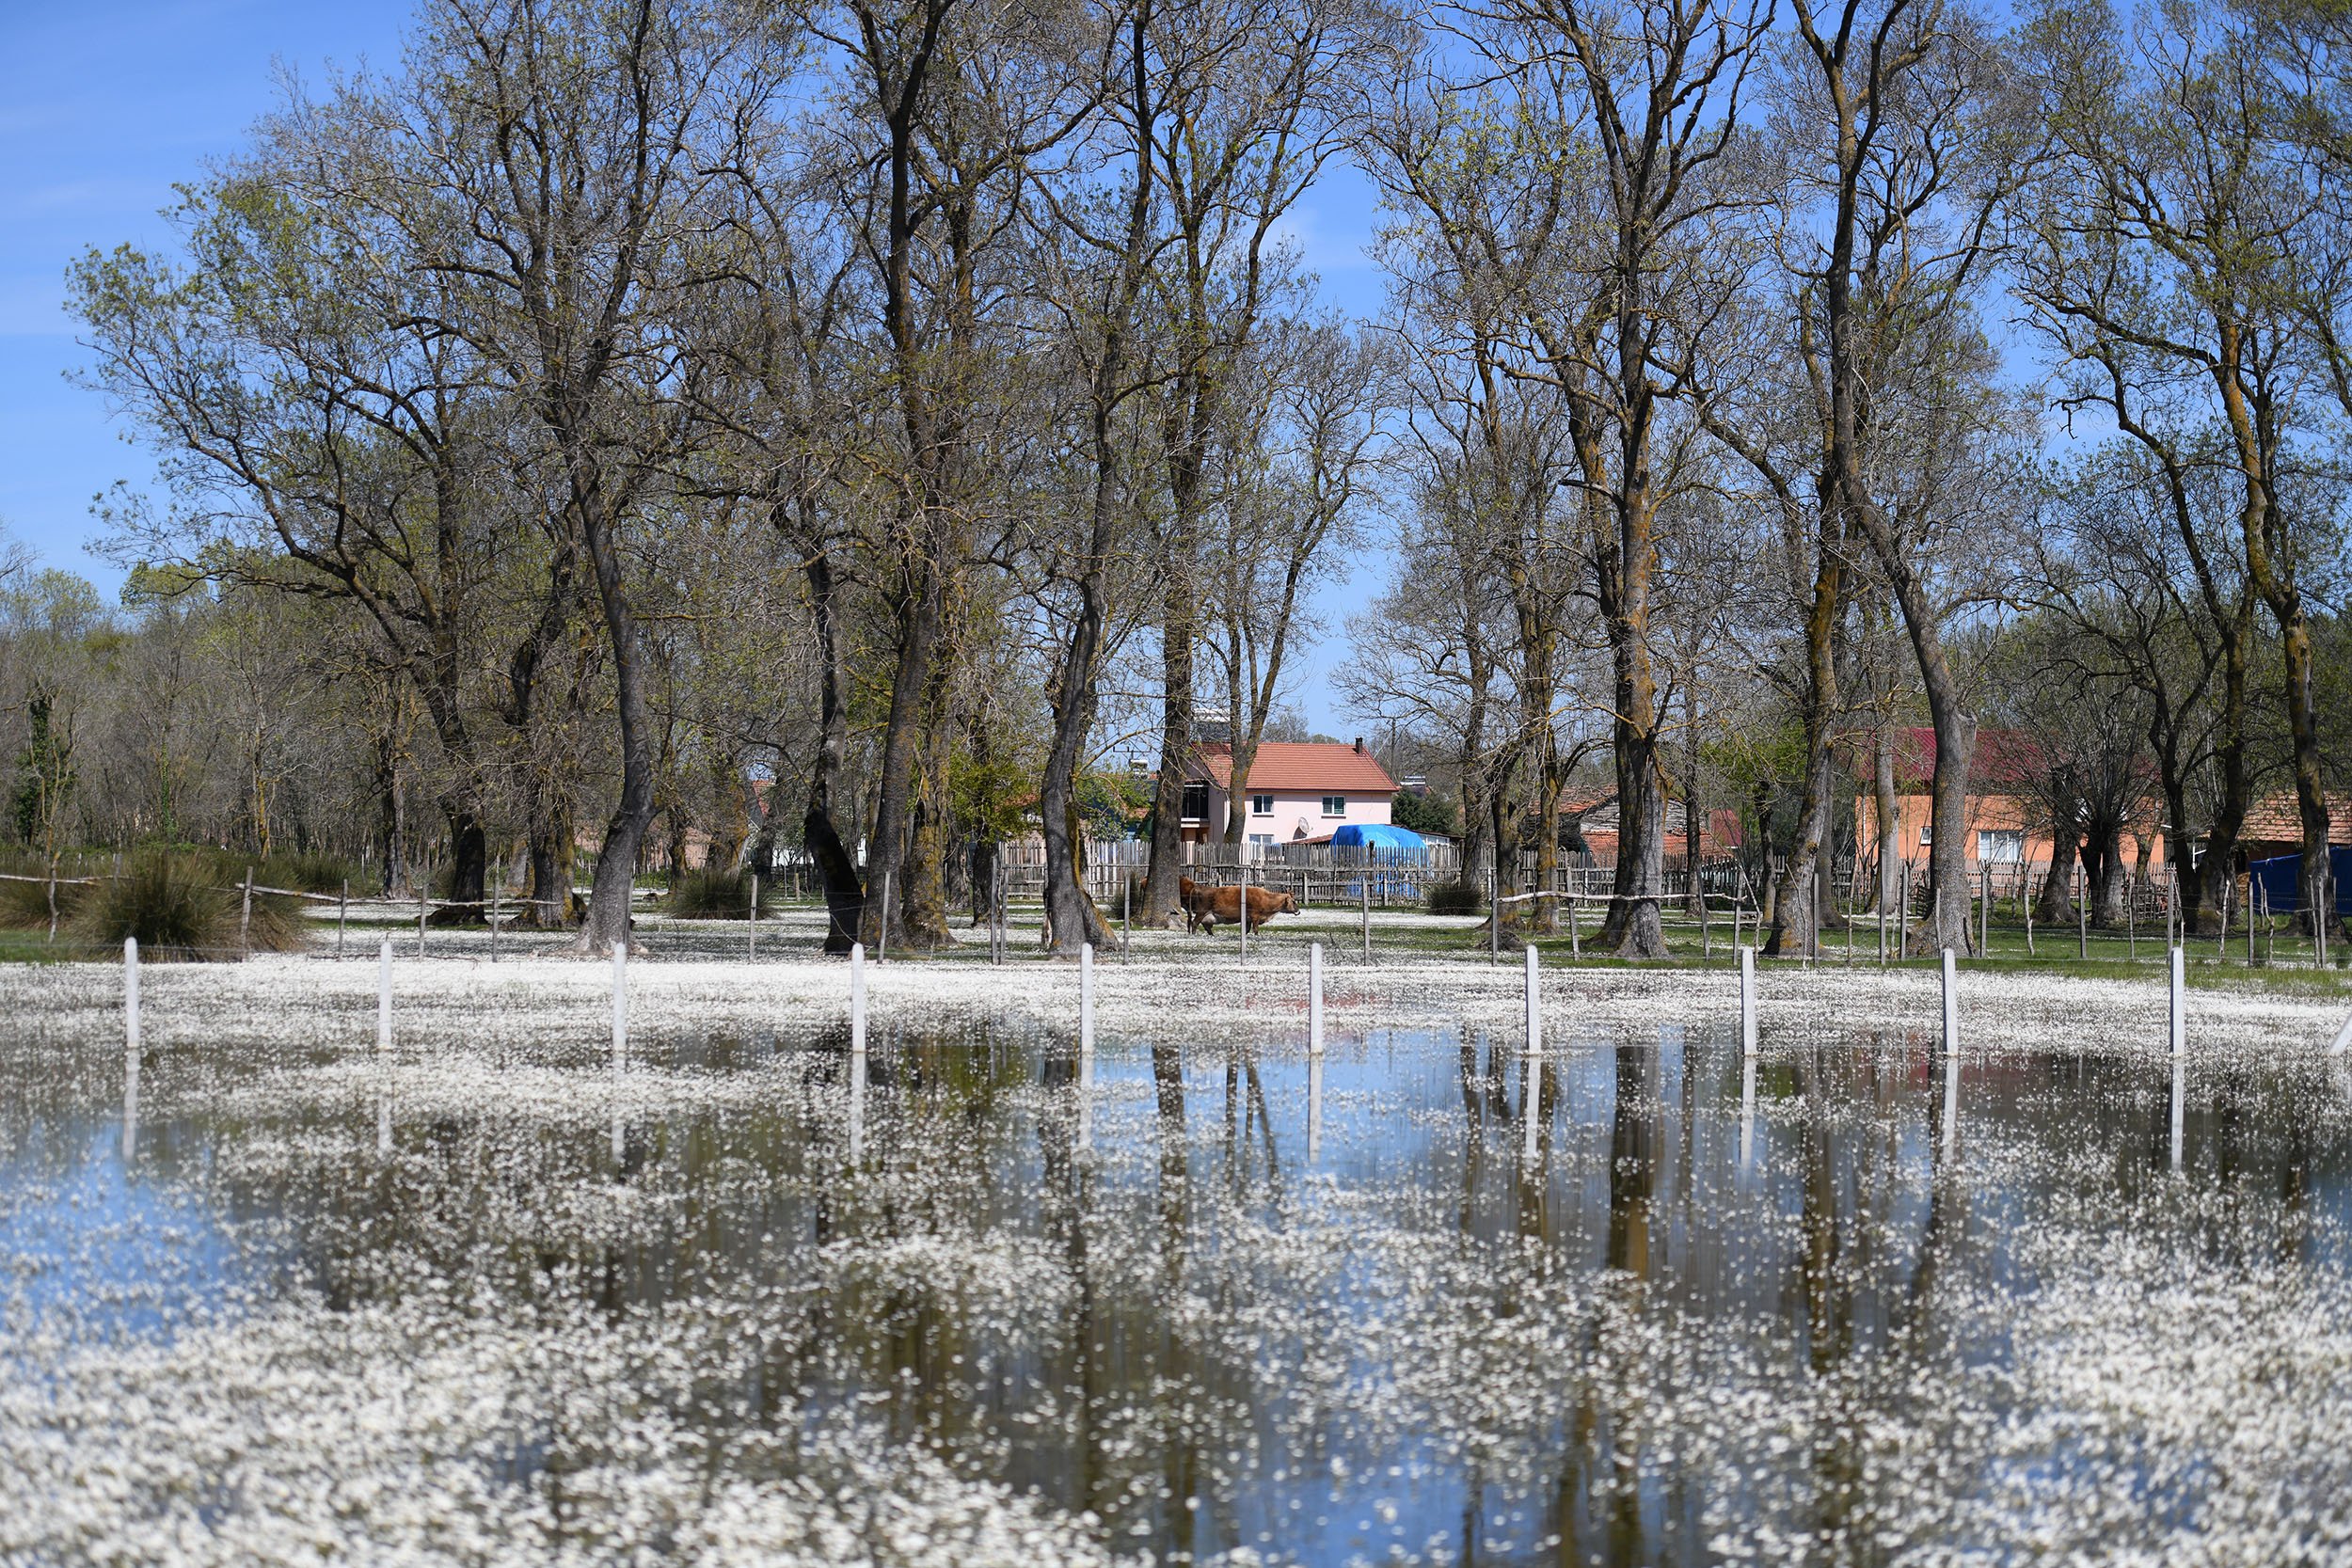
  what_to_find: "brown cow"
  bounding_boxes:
[1179,875,1298,935]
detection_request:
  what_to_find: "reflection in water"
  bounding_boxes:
[7,1009,2352,1567]
[1740,1053,1757,1171]
[1307,1053,1323,1164]
[2172,1052,2186,1172]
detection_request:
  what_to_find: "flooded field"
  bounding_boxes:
[4,955,2351,1565]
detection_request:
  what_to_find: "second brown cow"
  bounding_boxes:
[1178,875,1298,935]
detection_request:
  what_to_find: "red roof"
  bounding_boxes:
[2241,791,2352,845]
[1186,741,1396,794]
[1890,726,2044,790]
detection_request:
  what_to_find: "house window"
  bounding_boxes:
[1248,832,1274,847]
[1249,793,1274,816]
[1918,823,1932,847]
[1978,829,2024,863]
[1181,781,1211,822]
[1322,795,1347,817]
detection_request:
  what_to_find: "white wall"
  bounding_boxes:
[1202,785,1391,844]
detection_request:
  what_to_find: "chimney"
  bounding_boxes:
[1353,736,1364,753]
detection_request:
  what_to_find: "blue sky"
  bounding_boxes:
[0,0,1390,733]
[0,1,411,576]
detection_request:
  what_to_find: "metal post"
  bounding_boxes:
[1238,859,1249,963]
[878,871,891,965]
[417,879,427,958]
[1900,860,1913,959]
[1122,869,1131,962]
[1739,944,1757,1057]
[1702,889,1712,959]
[490,864,501,962]
[2127,874,2136,962]
[339,879,349,959]
[240,866,253,957]
[1569,892,1581,959]
[1360,872,1370,962]
[2077,863,2088,961]
[2216,870,2231,962]
[1979,866,1989,957]
[749,873,758,961]
[377,937,392,1053]
[1309,941,1324,1055]
[1489,866,1499,962]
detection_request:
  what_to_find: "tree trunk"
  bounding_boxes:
[573,499,658,957]
[1682,681,1707,918]
[859,542,944,953]
[431,809,488,926]
[1141,591,1195,927]
[2036,832,2078,926]
[1767,515,1848,956]
[1873,721,1900,916]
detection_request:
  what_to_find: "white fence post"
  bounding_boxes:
[377,937,392,1053]
[1941,947,1960,1054]
[1740,944,1757,1058]
[2169,943,2185,1062]
[1080,942,1094,1058]
[1309,942,1324,1055]
[123,936,140,1060]
[850,942,866,1057]
[612,943,628,1073]
[1524,941,1541,1058]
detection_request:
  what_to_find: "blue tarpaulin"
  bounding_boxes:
[2247,846,2352,915]
[1329,823,1428,856]
[1330,823,1429,899]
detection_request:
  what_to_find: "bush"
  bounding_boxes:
[1426,879,1486,916]
[68,853,307,959]
[665,867,766,920]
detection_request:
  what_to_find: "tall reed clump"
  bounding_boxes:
[665,868,765,920]
[1426,879,1486,917]
[0,860,82,929]
[68,853,308,958]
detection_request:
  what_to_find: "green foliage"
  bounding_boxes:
[1391,787,1457,837]
[10,694,73,846]
[665,867,768,919]
[950,748,1034,844]
[1426,879,1486,916]
[68,852,305,959]
[1077,768,1150,840]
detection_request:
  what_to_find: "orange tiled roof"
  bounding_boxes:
[1186,741,1397,794]
[2241,792,2352,843]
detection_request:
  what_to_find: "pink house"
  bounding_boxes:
[1181,740,1396,846]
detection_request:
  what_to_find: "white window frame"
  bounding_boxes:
[1977,829,2024,864]
[1321,795,1347,817]
[1918,822,1933,847]
[1249,792,1274,816]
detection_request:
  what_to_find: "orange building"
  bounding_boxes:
[1853,727,2170,877]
